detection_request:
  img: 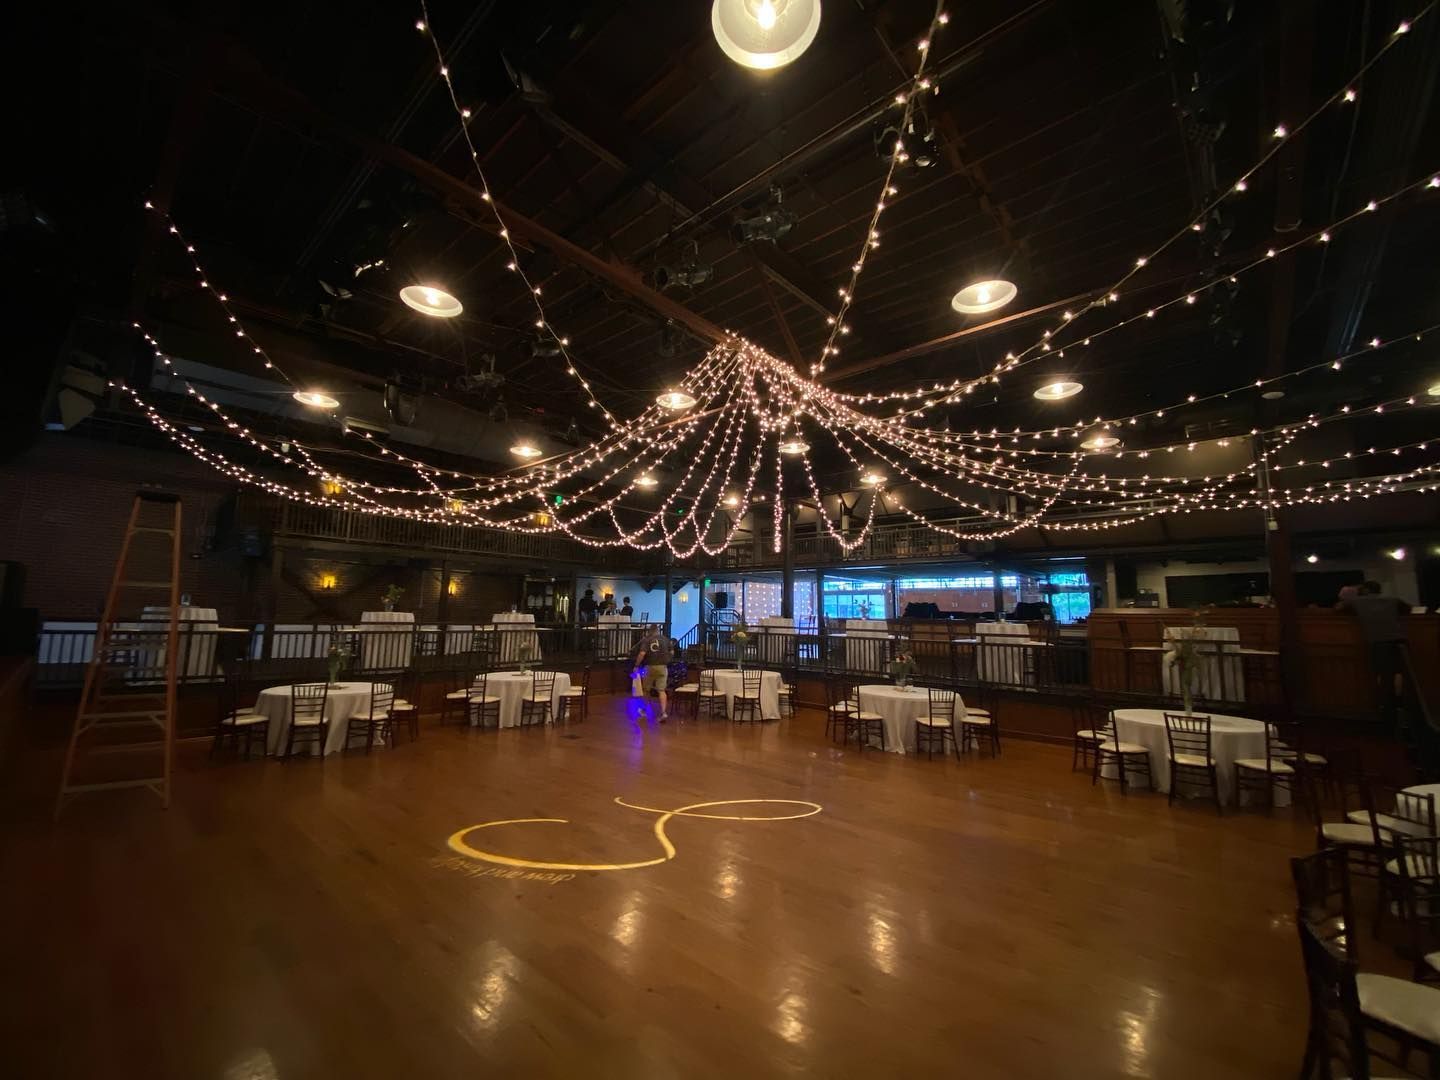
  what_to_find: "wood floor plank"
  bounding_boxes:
[0,696,1314,1078]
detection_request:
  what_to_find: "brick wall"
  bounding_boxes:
[0,434,524,625]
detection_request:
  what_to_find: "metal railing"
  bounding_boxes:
[35,619,661,690]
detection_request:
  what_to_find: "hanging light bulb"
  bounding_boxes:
[1032,380,1083,401]
[860,469,886,486]
[398,284,463,318]
[1081,433,1121,451]
[634,474,660,489]
[779,439,810,454]
[951,279,1018,315]
[509,443,543,459]
[292,390,340,409]
[656,389,698,410]
[724,494,741,507]
[711,0,822,70]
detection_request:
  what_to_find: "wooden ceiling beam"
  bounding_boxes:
[212,37,731,347]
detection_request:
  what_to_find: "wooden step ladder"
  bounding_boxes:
[55,492,182,819]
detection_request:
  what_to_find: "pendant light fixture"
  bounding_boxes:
[292,390,340,409]
[950,279,1017,315]
[634,474,660,489]
[778,439,810,454]
[1081,433,1121,451]
[509,443,543,460]
[1032,380,1083,401]
[656,389,698,410]
[712,0,822,70]
[399,284,463,318]
[860,469,886,486]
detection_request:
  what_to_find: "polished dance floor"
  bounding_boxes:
[1,696,1313,1078]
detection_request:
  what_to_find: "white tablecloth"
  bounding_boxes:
[476,671,572,728]
[711,669,782,720]
[140,605,218,677]
[589,615,635,659]
[258,680,375,756]
[976,622,1035,683]
[1162,626,1244,703]
[481,613,543,664]
[857,684,967,754]
[756,618,796,665]
[358,611,414,672]
[1110,708,1284,806]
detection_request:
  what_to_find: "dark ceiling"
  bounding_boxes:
[9,0,1440,500]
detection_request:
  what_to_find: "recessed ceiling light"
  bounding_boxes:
[860,470,886,486]
[656,389,697,410]
[1033,380,1083,401]
[398,284,463,318]
[634,474,659,489]
[1389,547,1407,561]
[292,390,340,409]
[723,494,741,507]
[1081,434,1121,451]
[951,279,1018,315]
[711,0,822,70]
[1306,554,1319,564]
[779,439,810,454]
[510,443,543,459]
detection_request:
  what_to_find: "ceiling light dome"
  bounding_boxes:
[1428,381,1440,397]
[1033,380,1083,401]
[509,443,543,460]
[292,390,340,409]
[656,389,697,411]
[779,439,810,454]
[951,279,1018,315]
[399,284,463,318]
[860,469,886,486]
[712,0,822,70]
[634,474,659,489]
[1081,434,1121,451]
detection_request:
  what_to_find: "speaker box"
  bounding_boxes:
[0,561,24,608]
[1115,563,1138,601]
[712,591,729,609]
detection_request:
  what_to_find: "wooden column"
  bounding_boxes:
[781,502,795,619]
[264,546,283,659]
[664,559,673,637]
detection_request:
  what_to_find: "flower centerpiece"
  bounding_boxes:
[326,641,351,685]
[1163,610,1208,714]
[732,620,751,671]
[889,650,917,690]
[517,642,537,676]
[381,584,404,612]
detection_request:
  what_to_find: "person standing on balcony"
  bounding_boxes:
[620,597,634,618]
[600,592,617,616]
[579,588,598,624]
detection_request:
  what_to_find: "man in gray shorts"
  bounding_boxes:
[632,626,671,722]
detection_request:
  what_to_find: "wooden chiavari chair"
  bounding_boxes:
[345,679,396,752]
[520,670,558,726]
[1163,711,1221,813]
[732,668,764,724]
[917,685,958,760]
[282,682,329,759]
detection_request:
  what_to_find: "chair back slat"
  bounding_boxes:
[1394,791,1437,836]
[926,686,956,720]
[291,682,328,722]
[1163,711,1212,761]
[742,669,762,695]
[369,681,395,717]
[532,670,558,698]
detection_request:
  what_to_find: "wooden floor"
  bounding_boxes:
[0,696,1316,1079]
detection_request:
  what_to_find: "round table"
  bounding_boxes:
[857,684,967,754]
[477,671,572,728]
[710,669,782,720]
[1110,708,1284,807]
[257,681,375,757]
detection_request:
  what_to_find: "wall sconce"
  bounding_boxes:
[678,591,690,603]
[531,510,553,527]
[447,498,467,514]
[320,480,343,497]
[447,579,459,597]
[319,572,338,590]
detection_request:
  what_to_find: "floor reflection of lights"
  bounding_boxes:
[1116,985,1162,1077]
[715,862,741,900]
[223,1049,279,1080]
[865,910,899,976]
[774,991,809,1045]
[470,941,520,1031]
[610,890,646,972]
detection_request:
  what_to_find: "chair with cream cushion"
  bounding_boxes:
[697,668,727,719]
[1234,721,1296,810]
[441,670,478,726]
[520,670,558,726]
[732,668,763,724]
[557,665,591,722]
[464,674,502,729]
[385,670,420,743]
[916,686,958,759]
[345,680,397,752]
[1070,699,1107,772]
[1388,833,1440,983]
[282,682,330,759]
[1093,709,1153,795]
[824,677,861,741]
[211,666,268,759]
[1298,763,1387,883]
[958,689,1000,758]
[1164,711,1221,813]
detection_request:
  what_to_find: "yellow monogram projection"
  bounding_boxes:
[447,796,823,874]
